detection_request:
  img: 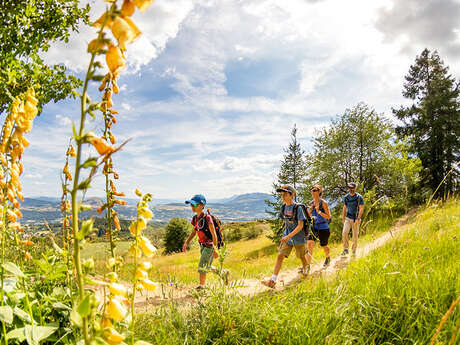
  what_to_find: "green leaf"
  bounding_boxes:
[0,305,13,324]
[82,157,98,168]
[77,219,94,240]
[70,306,83,328]
[77,178,92,190]
[77,294,91,317]
[1,277,17,293]
[2,262,25,277]
[72,122,78,140]
[6,327,26,342]
[52,302,71,311]
[24,325,58,345]
[13,306,32,323]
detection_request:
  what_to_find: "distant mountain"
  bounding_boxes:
[20,193,275,225]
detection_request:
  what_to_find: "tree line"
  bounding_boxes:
[266,48,460,241]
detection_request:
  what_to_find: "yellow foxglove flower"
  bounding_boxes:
[140,261,152,270]
[67,145,76,157]
[135,268,148,280]
[129,244,142,258]
[111,16,141,51]
[91,137,115,156]
[7,209,17,223]
[140,278,158,291]
[87,38,107,53]
[121,0,135,17]
[139,206,153,220]
[113,215,121,230]
[104,327,125,345]
[106,298,127,321]
[106,45,125,75]
[133,0,154,12]
[139,236,156,257]
[93,11,113,29]
[109,283,127,297]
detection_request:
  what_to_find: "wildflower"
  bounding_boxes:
[133,0,154,12]
[110,133,116,145]
[113,215,121,230]
[140,278,158,291]
[106,45,125,75]
[22,238,33,246]
[140,261,152,270]
[7,209,17,222]
[93,11,113,29]
[113,199,127,205]
[135,268,148,280]
[67,145,77,157]
[107,271,118,282]
[14,209,22,219]
[24,252,32,261]
[96,205,106,214]
[138,206,153,220]
[121,0,135,16]
[128,244,142,258]
[63,163,72,180]
[139,236,156,257]
[106,298,127,321]
[87,38,107,53]
[111,16,141,51]
[112,191,125,197]
[104,327,125,345]
[109,283,128,297]
[112,78,120,94]
[91,137,116,156]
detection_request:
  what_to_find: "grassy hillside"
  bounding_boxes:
[134,199,460,344]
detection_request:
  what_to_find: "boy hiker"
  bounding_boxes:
[261,185,308,288]
[305,184,331,273]
[182,194,228,290]
[341,182,364,256]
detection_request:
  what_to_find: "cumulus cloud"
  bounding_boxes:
[376,0,460,57]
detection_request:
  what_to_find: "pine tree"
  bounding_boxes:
[163,218,191,254]
[394,49,460,197]
[265,124,308,243]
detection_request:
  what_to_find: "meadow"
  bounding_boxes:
[83,210,405,285]
[132,199,460,344]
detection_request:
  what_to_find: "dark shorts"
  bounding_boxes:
[307,228,330,246]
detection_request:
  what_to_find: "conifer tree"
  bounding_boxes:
[394,49,460,197]
[265,124,308,243]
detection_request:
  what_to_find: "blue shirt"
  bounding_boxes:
[343,193,364,220]
[282,204,307,245]
[312,203,329,230]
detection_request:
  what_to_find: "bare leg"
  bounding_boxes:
[306,240,315,265]
[323,245,330,257]
[273,253,285,275]
[199,273,206,286]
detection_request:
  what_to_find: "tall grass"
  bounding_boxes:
[134,199,460,344]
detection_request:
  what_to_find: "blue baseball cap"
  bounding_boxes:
[185,194,206,206]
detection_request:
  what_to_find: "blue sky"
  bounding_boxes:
[21,0,460,199]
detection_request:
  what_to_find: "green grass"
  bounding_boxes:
[82,210,401,284]
[134,199,460,344]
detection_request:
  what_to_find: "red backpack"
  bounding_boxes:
[192,209,225,248]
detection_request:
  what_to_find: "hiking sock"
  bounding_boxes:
[271,274,278,282]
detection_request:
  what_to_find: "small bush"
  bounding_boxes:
[163,217,192,254]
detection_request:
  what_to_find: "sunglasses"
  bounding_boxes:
[190,203,198,207]
[311,189,320,192]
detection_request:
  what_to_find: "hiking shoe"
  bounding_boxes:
[304,265,311,276]
[297,267,304,273]
[323,257,331,267]
[261,279,276,288]
[195,285,205,291]
[221,269,229,285]
[340,249,349,256]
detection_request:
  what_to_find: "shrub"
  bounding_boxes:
[163,217,192,254]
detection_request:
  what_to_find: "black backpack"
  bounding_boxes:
[192,209,224,249]
[310,199,332,226]
[280,203,311,237]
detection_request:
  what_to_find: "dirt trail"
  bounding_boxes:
[128,209,417,310]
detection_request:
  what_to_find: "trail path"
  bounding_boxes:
[126,209,416,310]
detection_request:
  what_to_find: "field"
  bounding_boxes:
[83,212,403,285]
[131,199,460,344]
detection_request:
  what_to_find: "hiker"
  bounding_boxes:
[182,194,227,290]
[341,182,364,256]
[261,185,308,288]
[305,184,331,272]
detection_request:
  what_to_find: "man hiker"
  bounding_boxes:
[341,182,364,256]
[305,184,331,273]
[261,185,308,288]
[182,194,228,290]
